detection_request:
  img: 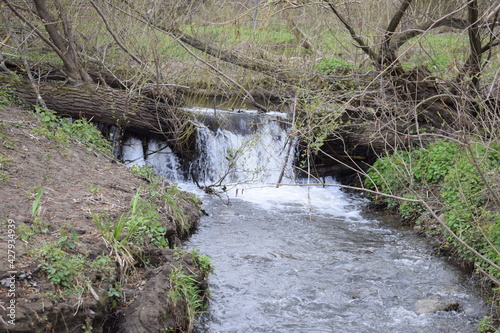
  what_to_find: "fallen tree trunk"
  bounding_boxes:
[0,74,196,154]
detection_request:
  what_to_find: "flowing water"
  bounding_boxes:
[121,108,487,332]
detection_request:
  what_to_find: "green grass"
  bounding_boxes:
[400,32,468,75]
[167,264,208,331]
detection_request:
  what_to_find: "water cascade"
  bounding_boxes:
[122,107,294,186]
[120,107,486,332]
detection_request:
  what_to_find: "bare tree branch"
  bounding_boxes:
[382,0,413,65]
[31,0,92,83]
[322,0,379,66]
[394,18,469,50]
[89,1,146,68]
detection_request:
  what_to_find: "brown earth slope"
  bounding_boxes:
[0,104,207,332]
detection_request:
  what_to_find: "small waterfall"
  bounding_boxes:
[121,108,294,187]
[189,115,293,185]
[119,107,487,332]
[146,139,182,181]
[122,137,146,167]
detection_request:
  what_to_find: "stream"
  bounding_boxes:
[186,185,486,332]
[120,107,487,332]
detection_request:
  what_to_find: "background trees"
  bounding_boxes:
[1,0,500,293]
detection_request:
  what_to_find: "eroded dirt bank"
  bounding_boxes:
[0,104,208,332]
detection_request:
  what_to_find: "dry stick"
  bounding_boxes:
[8,29,47,108]
[476,263,500,286]
[276,95,297,187]
[20,55,46,109]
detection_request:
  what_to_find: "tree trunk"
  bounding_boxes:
[0,74,196,153]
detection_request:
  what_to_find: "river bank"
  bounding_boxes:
[0,102,208,332]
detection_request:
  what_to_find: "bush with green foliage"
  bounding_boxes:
[36,241,115,292]
[412,140,458,183]
[364,150,412,209]
[365,139,500,282]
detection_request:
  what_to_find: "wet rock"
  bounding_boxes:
[414,295,459,314]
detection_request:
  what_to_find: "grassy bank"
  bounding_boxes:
[363,137,500,330]
[0,89,209,332]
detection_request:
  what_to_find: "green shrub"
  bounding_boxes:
[399,194,425,223]
[364,138,500,282]
[314,57,355,74]
[36,242,115,293]
[439,143,500,275]
[37,243,87,290]
[412,140,458,183]
[364,150,413,208]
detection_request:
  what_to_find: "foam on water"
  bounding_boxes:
[220,180,364,219]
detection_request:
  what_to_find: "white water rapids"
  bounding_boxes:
[121,107,486,332]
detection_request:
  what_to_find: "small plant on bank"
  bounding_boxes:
[36,242,87,290]
[167,264,208,331]
[131,165,161,183]
[107,284,123,308]
[93,187,170,280]
[57,230,79,250]
[29,186,49,234]
[0,88,17,109]
[34,241,116,295]
[0,153,13,183]
[190,249,213,275]
[33,107,112,158]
